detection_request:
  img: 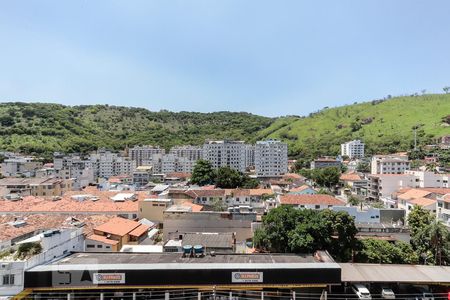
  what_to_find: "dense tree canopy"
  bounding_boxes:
[190,160,215,186]
[253,206,358,261]
[407,206,450,265]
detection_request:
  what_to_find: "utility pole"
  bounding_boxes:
[414,127,417,151]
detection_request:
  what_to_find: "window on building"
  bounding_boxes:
[97,245,103,248]
[315,205,320,209]
[3,275,14,285]
[86,244,95,248]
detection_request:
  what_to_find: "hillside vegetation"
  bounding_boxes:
[0,103,272,157]
[0,94,448,159]
[256,94,450,158]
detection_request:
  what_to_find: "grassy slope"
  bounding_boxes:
[256,94,450,157]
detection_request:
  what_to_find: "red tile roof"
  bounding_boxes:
[94,217,144,237]
[0,214,113,242]
[86,234,119,245]
[340,173,362,182]
[128,224,150,237]
[280,194,345,206]
[180,201,203,212]
[290,185,313,192]
[0,186,148,214]
[408,197,436,207]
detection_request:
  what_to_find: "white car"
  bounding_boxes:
[352,284,372,299]
[381,288,395,299]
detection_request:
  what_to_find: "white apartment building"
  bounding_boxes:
[245,145,255,168]
[405,170,449,188]
[437,194,450,228]
[202,140,248,172]
[129,145,165,166]
[341,140,365,159]
[90,151,136,178]
[368,171,449,201]
[169,146,203,161]
[255,140,288,177]
[371,154,410,174]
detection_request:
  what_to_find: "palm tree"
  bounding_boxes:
[425,163,437,173]
[427,220,450,265]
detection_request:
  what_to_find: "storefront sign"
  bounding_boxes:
[93,273,125,284]
[232,272,263,283]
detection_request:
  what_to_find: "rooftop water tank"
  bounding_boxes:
[183,245,193,255]
[193,245,204,256]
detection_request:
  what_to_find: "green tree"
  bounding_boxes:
[407,205,434,237]
[241,175,260,189]
[356,162,370,173]
[443,86,450,94]
[214,166,243,188]
[312,167,341,189]
[347,195,360,206]
[254,207,358,260]
[210,197,226,212]
[321,210,358,261]
[190,160,215,186]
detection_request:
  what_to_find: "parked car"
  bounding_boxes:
[381,288,396,299]
[415,292,434,300]
[352,284,372,299]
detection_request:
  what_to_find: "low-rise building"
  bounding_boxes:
[437,193,450,227]
[138,198,173,223]
[310,158,341,170]
[0,228,84,297]
[164,232,236,253]
[277,194,345,210]
[85,217,149,252]
[0,177,73,198]
[163,210,257,242]
[1,157,42,177]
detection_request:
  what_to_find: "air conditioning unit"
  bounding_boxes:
[1,263,11,270]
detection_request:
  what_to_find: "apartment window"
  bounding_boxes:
[315,205,320,209]
[3,275,14,285]
[97,245,103,248]
[86,244,95,248]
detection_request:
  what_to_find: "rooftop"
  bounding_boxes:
[0,214,112,242]
[181,232,234,249]
[28,252,337,272]
[94,217,148,237]
[280,194,345,206]
[340,263,450,283]
[0,186,149,214]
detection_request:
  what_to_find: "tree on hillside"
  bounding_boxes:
[190,160,215,186]
[443,86,450,94]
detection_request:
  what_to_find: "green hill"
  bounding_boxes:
[0,103,273,158]
[256,94,450,158]
[0,94,448,159]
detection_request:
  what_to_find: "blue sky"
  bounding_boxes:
[0,1,449,117]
